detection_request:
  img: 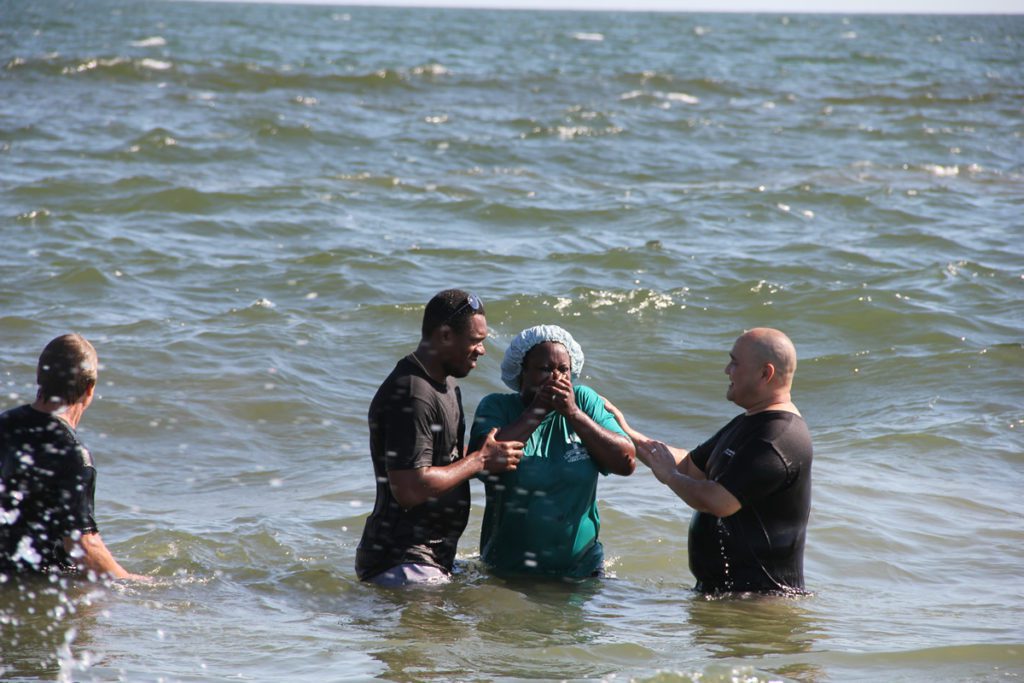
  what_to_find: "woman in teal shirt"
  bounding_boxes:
[469,325,635,578]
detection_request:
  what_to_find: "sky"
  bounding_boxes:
[217,0,1024,14]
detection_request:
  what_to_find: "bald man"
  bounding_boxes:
[606,328,813,594]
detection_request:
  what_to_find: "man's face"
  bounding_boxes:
[724,336,763,407]
[442,313,488,379]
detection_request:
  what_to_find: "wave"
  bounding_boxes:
[184,61,451,94]
[5,54,459,94]
[821,91,1000,107]
[616,72,741,97]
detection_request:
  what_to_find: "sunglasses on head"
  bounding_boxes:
[442,293,482,327]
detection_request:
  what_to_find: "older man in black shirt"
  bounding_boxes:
[0,334,147,581]
[607,328,813,594]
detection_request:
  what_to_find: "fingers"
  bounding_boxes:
[543,380,574,413]
[505,448,522,471]
[482,437,524,473]
[640,440,666,457]
[485,450,521,473]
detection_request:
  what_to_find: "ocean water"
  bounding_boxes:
[1,0,1023,680]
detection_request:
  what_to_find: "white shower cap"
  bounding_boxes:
[500,324,585,391]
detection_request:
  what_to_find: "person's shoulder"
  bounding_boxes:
[760,410,808,431]
[374,358,430,398]
[745,410,799,430]
[0,404,35,423]
[0,405,65,435]
[750,411,812,452]
[573,384,598,398]
[572,385,603,409]
[407,371,449,402]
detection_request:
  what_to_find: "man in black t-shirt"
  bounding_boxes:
[1,334,147,581]
[607,328,813,594]
[355,290,524,586]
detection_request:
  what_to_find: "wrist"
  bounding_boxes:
[466,447,485,474]
[563,405,585,424]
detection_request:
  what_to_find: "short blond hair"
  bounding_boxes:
[36,334,98,404]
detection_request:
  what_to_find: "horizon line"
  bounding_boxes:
[178,0,1024,16]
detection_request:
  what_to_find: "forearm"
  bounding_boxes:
[567,410,636,475]
[68,532,131,580]
[389,453,483,509]
[613,415,647,445]
[493,410,545,444]
[663,472,740,517]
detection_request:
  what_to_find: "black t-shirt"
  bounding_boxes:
[688,411,813,594]
[355,357,469,581]
[0,405,99,573]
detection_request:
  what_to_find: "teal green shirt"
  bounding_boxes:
[469,385,628,578]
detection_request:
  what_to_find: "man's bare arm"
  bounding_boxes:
[643,441,740,517]
[388,428,523,509]
[601,397,704,480]
[65,532,150,581]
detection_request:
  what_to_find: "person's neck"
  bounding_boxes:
[411,344,446,384]
[742,392,800,417]
[31,396,86,429]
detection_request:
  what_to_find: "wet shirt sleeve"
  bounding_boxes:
[47,434,100,539]
[381,394,439,471]
[712,438,790,507]
[575,386,627,438]
[59,454,99,536]
[688,417,740,474]
[575,386,627,476]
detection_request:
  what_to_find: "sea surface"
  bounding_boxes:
[1,1,1022,680]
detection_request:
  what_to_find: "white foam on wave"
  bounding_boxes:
[63,57,127,74]
[554,125,622,139]
[410,63,450,76]
[665,92,699,104]
[619,90,699,105]
[573,32,604,41]
[140,58,172,71]
[924,164,959,177]
[131,36,167,48]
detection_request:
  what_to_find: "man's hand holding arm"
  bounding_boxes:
[388,428,523,510]
[602,397,702,478]
[642,441,741,518]
[602,396,738,515]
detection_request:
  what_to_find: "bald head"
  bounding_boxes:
[738,328,797,387]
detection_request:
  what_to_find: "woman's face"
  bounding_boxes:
[520,342,572,401]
